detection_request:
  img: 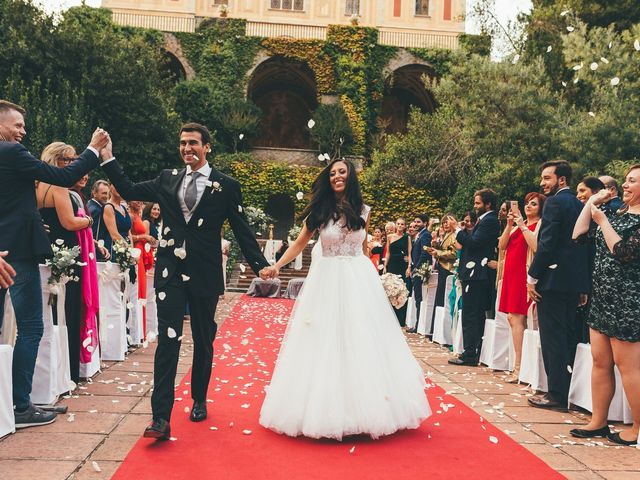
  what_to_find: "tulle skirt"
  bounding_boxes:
[259,254,431,441]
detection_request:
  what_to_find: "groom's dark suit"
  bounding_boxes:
[103,159,269,421]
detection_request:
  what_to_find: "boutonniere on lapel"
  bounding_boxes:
[207,180,223,194]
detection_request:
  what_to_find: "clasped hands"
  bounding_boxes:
[88,127,114,162]
[259,265,279,280]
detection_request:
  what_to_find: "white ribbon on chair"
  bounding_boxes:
[432,275,453,345]
[518,303,548,391]
[479,281,515,371]
[97,262,128,361]
[0,292,16,346]
[417,272,438,336]
[125,275,144,346]
[145,271,158,341]
[0,344,14,438]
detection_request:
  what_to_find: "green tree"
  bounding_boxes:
[308,104,354,159]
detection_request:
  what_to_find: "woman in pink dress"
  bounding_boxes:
[498,192,546,382]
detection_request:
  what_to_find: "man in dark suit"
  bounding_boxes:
[0,99,108,428]
[598,175,624,216]
[449,189,500,366]
[87,179,111,260]
[407,214,432,333]
[101,123,270,440]
[528,160,588,410]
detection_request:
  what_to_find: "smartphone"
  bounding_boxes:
[510,200,519,212]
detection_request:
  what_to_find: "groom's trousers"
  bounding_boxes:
[151,271,219,422]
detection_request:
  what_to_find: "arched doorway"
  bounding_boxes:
[264,194,295,240]
[380,64,436,134]
[248,56,318,149]
[160,50,187,83]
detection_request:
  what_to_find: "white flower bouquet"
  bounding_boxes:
[380,273,409,309]
[288,224,302,240]
[244,206,274,236]
[113,239,138,272]
[414,263,432,284]
[45,241,81,305]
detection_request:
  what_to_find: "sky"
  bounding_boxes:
[38,0,533,29]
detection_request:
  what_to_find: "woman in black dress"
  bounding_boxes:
[384,217,412,326]
[36,142,93,384]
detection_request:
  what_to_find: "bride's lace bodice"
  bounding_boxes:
[320,205,371,257]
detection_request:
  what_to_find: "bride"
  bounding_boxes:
[258,159,431,441]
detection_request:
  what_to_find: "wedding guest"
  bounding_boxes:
[599,175,624,216]
[570,165,640,446]
[528,160,589,411]
[407,214,432,332]
[384,217,412,326]
[381,221,396,267]
[426,214,458,333]
[368,226,384,273]
[494,202,509,289]
[0,100,107,427]
[449,190,500,366]
[36,142,96,384]
[142,202,161,244]
[407,221,417,241]
[577,177,605,204]
[102,184,133,258]
[88,180,111,260]
[498,193,545,383]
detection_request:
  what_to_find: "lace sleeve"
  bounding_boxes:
[612,226,640,263]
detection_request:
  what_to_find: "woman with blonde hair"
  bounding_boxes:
[36,142,99,383]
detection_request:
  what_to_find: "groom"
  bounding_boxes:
[101,123,269,439]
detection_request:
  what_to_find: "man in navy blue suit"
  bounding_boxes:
[407,214,432,333]
[527,160,589,410]
[449,189,500,366]
[0,100,109,428]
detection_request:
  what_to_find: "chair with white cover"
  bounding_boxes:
[432,275,453,344]
[31,265,74,405]
[568,343,632,423]
[0,344,14,438]
[479,282,514,371]
[0,292,16,345]
[417,272,438,336]
[98,262,128,361]
[145,271,158,341]
[452,311,464,355]
[126,276,144,346]
[518,303,548,391]
[405,293,417,330]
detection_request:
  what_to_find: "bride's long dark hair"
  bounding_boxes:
[301,159,366,232]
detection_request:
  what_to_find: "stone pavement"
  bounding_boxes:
[0,294,637,480]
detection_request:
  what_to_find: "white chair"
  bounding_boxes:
[518,303,548,391]
[479,283,514,371]
[0,292,16,345]
[98,262,128,361]
[146,271,158,340]
[31,265,74,405]
[0,345,14,438]
[452,311,464,354]
[568,343,632,423]
[405,293,417,330]
[126,276,144,346]
[432,275,453,344]
[417,272,438,336]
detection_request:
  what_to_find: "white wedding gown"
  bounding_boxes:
[259,206,431,440]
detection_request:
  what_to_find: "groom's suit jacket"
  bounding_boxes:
[0,141,99,262]
[102,160,269,296]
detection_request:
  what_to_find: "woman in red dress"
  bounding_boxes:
[498,192,546,382]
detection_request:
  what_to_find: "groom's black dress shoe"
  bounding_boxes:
[570,425,610,439]
[190,401,207,422]
[143,419,171,440]
[448,356,478,366]
[527,394,567,412]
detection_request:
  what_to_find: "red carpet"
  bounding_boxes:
[113,296,563,480]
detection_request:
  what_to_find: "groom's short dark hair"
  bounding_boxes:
[180,122,211,145]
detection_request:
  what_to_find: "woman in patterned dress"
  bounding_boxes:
[570,165,640,446]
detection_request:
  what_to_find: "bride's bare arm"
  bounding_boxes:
[261,224,315,279]
[362,216,371,255]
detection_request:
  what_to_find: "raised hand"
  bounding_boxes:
[590,203,607,225]
[589,189,611,206]
[0,251,16,289]
[89,128,110,151]
[100,138,113,161]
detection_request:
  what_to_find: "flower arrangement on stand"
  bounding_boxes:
[113,239,139,273]
[380,273,409,309]
[244,206,274,237]
[45,242,81,305]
